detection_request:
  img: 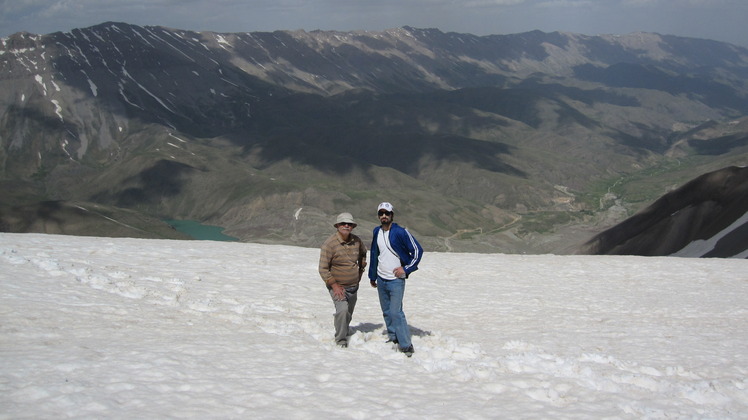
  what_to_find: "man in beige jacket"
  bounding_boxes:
[318,212,367,348]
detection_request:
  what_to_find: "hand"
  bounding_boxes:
[331,283,346,300]
[370,280,377,288]
[393,267,405,278]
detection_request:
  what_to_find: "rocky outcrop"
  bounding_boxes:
[580,166,748,258]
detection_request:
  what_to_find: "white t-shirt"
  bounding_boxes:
[377,229,402,280]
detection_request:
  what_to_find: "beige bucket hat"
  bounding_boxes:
[334,212,357,228]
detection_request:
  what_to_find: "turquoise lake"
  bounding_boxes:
[165,220,239,242]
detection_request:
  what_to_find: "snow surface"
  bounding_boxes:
[1,233,747,419]
[673,210,748,258]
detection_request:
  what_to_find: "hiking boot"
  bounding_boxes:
[399,345,414,357]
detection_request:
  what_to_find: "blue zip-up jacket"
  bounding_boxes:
[368,223,423,281]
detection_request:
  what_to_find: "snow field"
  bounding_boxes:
[1,233,746,419]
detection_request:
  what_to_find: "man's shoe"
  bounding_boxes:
[386,338,399,344]
[399,345,414,357]
[337,342,348,348]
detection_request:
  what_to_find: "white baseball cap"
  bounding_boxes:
[377,202,394,213]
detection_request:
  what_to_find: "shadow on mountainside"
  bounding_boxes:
[90,160,197,207]
[233,90,526,177]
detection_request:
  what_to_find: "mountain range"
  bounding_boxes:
[1,22,747,254]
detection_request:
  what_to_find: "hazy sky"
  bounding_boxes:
[1,0,747,47]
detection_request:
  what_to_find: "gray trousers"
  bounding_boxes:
[329,285,359,345]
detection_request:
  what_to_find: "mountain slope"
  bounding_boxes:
[579,165,748,258]
[1,23,747,253]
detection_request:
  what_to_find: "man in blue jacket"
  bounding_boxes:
[368,202,423,357]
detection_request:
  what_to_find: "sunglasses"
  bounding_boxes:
[338,222,354,226]
[378,210,392,216]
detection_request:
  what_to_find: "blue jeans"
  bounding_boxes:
[377,277,411,348]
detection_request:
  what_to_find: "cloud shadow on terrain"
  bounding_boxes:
[6,201,67,232]
[688,134,748,155]
[232,89,526,177]
[5,104,68,134]
[91,160,197,207]
[573,63,748,113]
